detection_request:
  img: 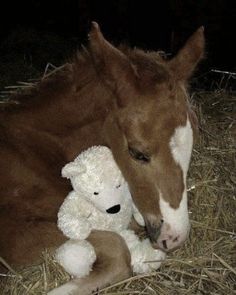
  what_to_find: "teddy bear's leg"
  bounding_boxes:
[55,239,96,278]
[48,230,132,295]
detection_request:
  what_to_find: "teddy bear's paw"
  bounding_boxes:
[119,229,140,250]
[131,239,166,274]
[55,240,96,278]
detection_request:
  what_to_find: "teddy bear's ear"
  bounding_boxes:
[61,162,87,179]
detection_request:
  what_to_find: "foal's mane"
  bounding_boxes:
[1,44,169,110]
[0,48,93,110]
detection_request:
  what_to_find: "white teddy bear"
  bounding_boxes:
[55,146,166,278]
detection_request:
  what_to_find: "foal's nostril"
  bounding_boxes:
[162,240,168,249]
[106,204,121,214]
[173,236,179,243]
[146,219,163,243]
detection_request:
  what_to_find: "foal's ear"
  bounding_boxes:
[88,22,137,105]
[168,27,205,81]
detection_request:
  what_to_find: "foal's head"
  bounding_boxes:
[89,22,204,251]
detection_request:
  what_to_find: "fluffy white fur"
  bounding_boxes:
[56,146,166,278]
[56,240,96,278]
[61,146,130,213]
[120,230,166,274]
[57,190,132,240]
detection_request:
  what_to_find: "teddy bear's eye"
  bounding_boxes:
[93,192,99,195]
[116,184,121,189]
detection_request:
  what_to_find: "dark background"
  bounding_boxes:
[0,0,235,89]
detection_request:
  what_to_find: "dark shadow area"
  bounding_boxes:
[0,0,235,90]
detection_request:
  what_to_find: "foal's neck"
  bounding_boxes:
[6,64,114,161]
[59,81,113,160]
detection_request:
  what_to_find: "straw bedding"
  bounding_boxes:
[0,87,235,294]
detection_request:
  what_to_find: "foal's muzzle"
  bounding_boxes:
[146,216,190,252]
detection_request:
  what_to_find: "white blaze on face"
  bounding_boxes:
[158,117,193,248]
[169,117,193,180]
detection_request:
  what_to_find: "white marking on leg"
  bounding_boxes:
[47,282,78,295]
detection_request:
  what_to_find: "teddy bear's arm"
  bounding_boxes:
[57,193,93,240]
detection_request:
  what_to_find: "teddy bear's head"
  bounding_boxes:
[62,146,131,214]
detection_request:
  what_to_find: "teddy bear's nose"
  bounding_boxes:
[106,204,121,214]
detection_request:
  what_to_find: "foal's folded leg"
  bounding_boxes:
[48,230,132,295]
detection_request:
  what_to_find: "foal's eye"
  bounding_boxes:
[116,184,121,189]
[128,147,150,163]
[93,192,99,195]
